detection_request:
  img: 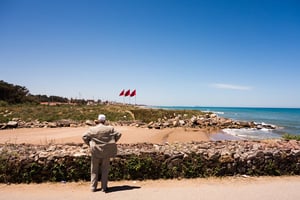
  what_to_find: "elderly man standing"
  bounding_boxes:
[82,114,122,192]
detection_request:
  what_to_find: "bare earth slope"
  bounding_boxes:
[0,126,210,144]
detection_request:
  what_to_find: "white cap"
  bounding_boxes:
[98,114,106,122]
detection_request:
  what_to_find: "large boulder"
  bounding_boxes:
[57,119,72,127]
[48,122,57,128]
[7,121,18,128]
[85,120,94,126]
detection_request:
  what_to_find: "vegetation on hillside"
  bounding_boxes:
[0,103,205,123]
[0,80,206,124]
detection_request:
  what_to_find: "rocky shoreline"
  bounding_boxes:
[0,113,277,131]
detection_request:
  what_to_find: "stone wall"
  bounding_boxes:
[1,140,300,183]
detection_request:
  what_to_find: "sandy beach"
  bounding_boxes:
[0,126,211,145]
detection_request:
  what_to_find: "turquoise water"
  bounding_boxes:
[159,106,300,140]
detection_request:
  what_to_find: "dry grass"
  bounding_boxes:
[0,104,205,124]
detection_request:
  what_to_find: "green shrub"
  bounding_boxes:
[282,134,300,141]
[0,101,8,107]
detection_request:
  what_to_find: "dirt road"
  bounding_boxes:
[1,176,300,200]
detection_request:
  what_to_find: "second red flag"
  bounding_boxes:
[124,89,131,96]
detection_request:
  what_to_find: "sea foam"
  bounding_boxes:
[222,128,281,140]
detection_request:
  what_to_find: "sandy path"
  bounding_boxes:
[1,176,300,200]
[0,126,210,144]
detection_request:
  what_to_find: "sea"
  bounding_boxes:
[158,106,300,140]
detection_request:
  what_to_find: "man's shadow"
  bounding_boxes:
[102,185,141,193]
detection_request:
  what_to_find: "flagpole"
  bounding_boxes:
[130,89,136,105]
[125,89,130,105]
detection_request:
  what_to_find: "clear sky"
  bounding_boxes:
[1,0,300,107]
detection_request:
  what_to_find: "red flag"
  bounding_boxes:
[119,89,125,96]
[124,89,131,96]
[130,89,136,97]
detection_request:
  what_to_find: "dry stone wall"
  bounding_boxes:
[1,140,300,183]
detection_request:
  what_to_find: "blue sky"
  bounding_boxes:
[1,0,300,107]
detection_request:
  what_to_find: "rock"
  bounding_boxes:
[85,120,94,126]
[57,119,71,127]
[173,120,179,127]
[220,119,233,126]
[210,113,217,118]
[0,123,7,129]
[179,120,185,126]
[256,125,263,129]
[239,121,251,128]
[47,146,56,152]
[154,125,161,129]
[163,122,170,128]
[220,154,234,163]
[190,116,198,124]
[48,122,57,128]
[148,121,154,126]
[291,149,300,156]
[7,121,18,128]
[73,152,86,157]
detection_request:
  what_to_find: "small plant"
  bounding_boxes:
[282,133,300,141]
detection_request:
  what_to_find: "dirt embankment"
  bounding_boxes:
[0,126,211,145]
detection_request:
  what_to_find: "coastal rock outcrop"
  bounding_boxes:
[0,113,277,132]
[145,113,276,131]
